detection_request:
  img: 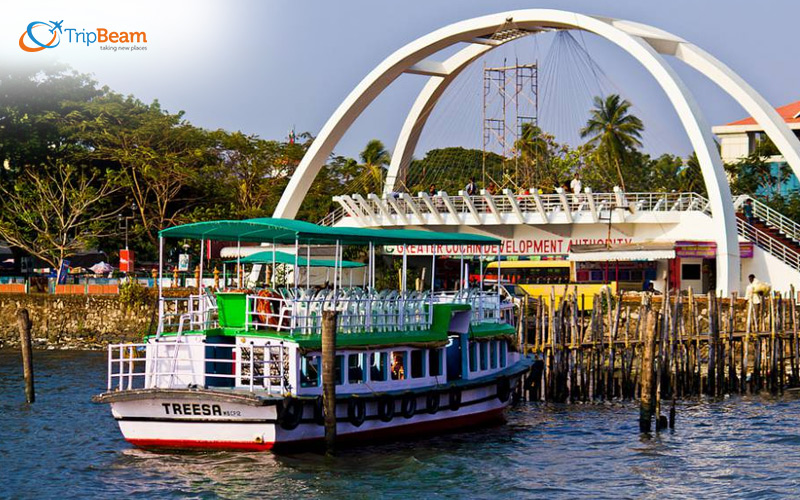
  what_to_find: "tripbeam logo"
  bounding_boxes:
[19,20,148,52]
[19,20,63,52]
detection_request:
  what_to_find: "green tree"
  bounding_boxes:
[69,94,214,245]
[0,164,122,282]
[580,94,644,191]
[0,64,103,183]
[208,131,285,218]
[353,139,390,194]
[726,137,789,198]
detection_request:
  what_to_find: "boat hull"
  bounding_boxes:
[109,379,519,451]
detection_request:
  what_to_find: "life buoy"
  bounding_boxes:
[497,377,511,403]
[401,393,417,419]
[449,387,462,411]
[347,398,366,427]
[256,290,282,327]
[377,396,394,422]
[426,392,440,414]
[277,396,303,430]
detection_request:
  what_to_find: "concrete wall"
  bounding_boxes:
[0,294,156,349]
[741,246,800,295]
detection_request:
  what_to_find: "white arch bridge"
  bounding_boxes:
[274,9,800,296]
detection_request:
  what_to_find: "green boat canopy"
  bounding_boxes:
[225,250,365,268]
[159,217,501,246]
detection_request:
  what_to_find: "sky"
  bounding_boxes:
[2,0,800,161]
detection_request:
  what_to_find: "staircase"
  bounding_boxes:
[733,195,800,271]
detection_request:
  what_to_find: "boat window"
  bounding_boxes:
[480,341,488,371]
[335,355,344,385]
[410,350,425,379]
[429,348,443,377]
[348,353,366,384]
[499,342,507,368]
[371,352,388,382]
[391,351,406,380]
[469,342,477,372]
[490,341,498,369]
[300,355,319,388]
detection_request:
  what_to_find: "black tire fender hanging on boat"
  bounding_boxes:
[313,395,325,425]
[449,387,462,411]
[426,392,440,414]
[497,377,511,403]
[277,396,303,431]
[401,393,417,419]
[347,398,366,427]
[377,395,394,422]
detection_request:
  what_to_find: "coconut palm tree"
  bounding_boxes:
[357,139,391,193]
[580,94,644,191]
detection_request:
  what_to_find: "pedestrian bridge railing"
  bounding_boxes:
[323,190,712,227]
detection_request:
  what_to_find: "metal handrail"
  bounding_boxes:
[736,194,800,244]
[737,218,800,271]
[325,191,713,224]
[107,341,286,394]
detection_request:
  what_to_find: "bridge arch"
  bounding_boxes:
[273,9,800,295]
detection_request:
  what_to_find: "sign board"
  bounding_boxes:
[676,241,754,259]
[383,237,633,257]
[178,253,190,272]
[120,249,134,273]
[739,242,754,259]
[675,241,717,258]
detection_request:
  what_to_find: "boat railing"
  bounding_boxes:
[106,341,286,394]
[157,294,218,336]
[244,289,433,335]
[439,289,506,324]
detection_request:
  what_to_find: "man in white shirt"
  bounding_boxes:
[570,173,582,205]
[570,173,582,195]
[744,274,763,304]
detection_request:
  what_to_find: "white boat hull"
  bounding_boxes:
[109,380,519,451]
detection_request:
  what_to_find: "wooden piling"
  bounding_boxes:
[321,310,338,454]
[17,308,35,403]
[639,308,658,433]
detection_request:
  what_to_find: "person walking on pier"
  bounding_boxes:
[743,199,755,226]
[745,274,763,305]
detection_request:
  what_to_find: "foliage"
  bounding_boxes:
[118,278,151,308]
[580,94,645,191]
[0,163,123,281]
[513,123,575,191]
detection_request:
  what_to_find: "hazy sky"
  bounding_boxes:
[3,0,799,160]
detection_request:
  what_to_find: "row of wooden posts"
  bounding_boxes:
[517,286,800,432]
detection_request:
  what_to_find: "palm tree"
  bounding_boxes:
[580,95,644,191]
[514,123,550,187]
[358,139,390,193]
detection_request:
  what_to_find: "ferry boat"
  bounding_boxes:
[93,218,534,451]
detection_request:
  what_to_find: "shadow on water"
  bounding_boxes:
[4,350,800,498]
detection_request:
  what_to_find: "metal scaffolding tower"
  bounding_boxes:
[482,59,538,190]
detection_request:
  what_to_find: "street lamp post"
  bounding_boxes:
[118,203,137,275]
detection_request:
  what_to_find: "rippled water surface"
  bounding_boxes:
[2,349,800,499]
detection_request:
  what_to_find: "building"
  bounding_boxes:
[713,100,800,195]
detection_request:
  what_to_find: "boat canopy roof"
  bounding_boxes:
[159,217,501,246]
[225,250,365,268]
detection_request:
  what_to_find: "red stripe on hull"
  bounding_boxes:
[126,438,274,451]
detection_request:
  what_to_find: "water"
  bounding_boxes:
[2,350,800,499]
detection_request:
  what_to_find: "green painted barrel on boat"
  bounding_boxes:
[216,292,248,328]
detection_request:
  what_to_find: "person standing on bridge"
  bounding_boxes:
[465,177,477,196]
[570,173,583,206]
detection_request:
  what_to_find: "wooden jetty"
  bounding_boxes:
[519,287,800,416]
